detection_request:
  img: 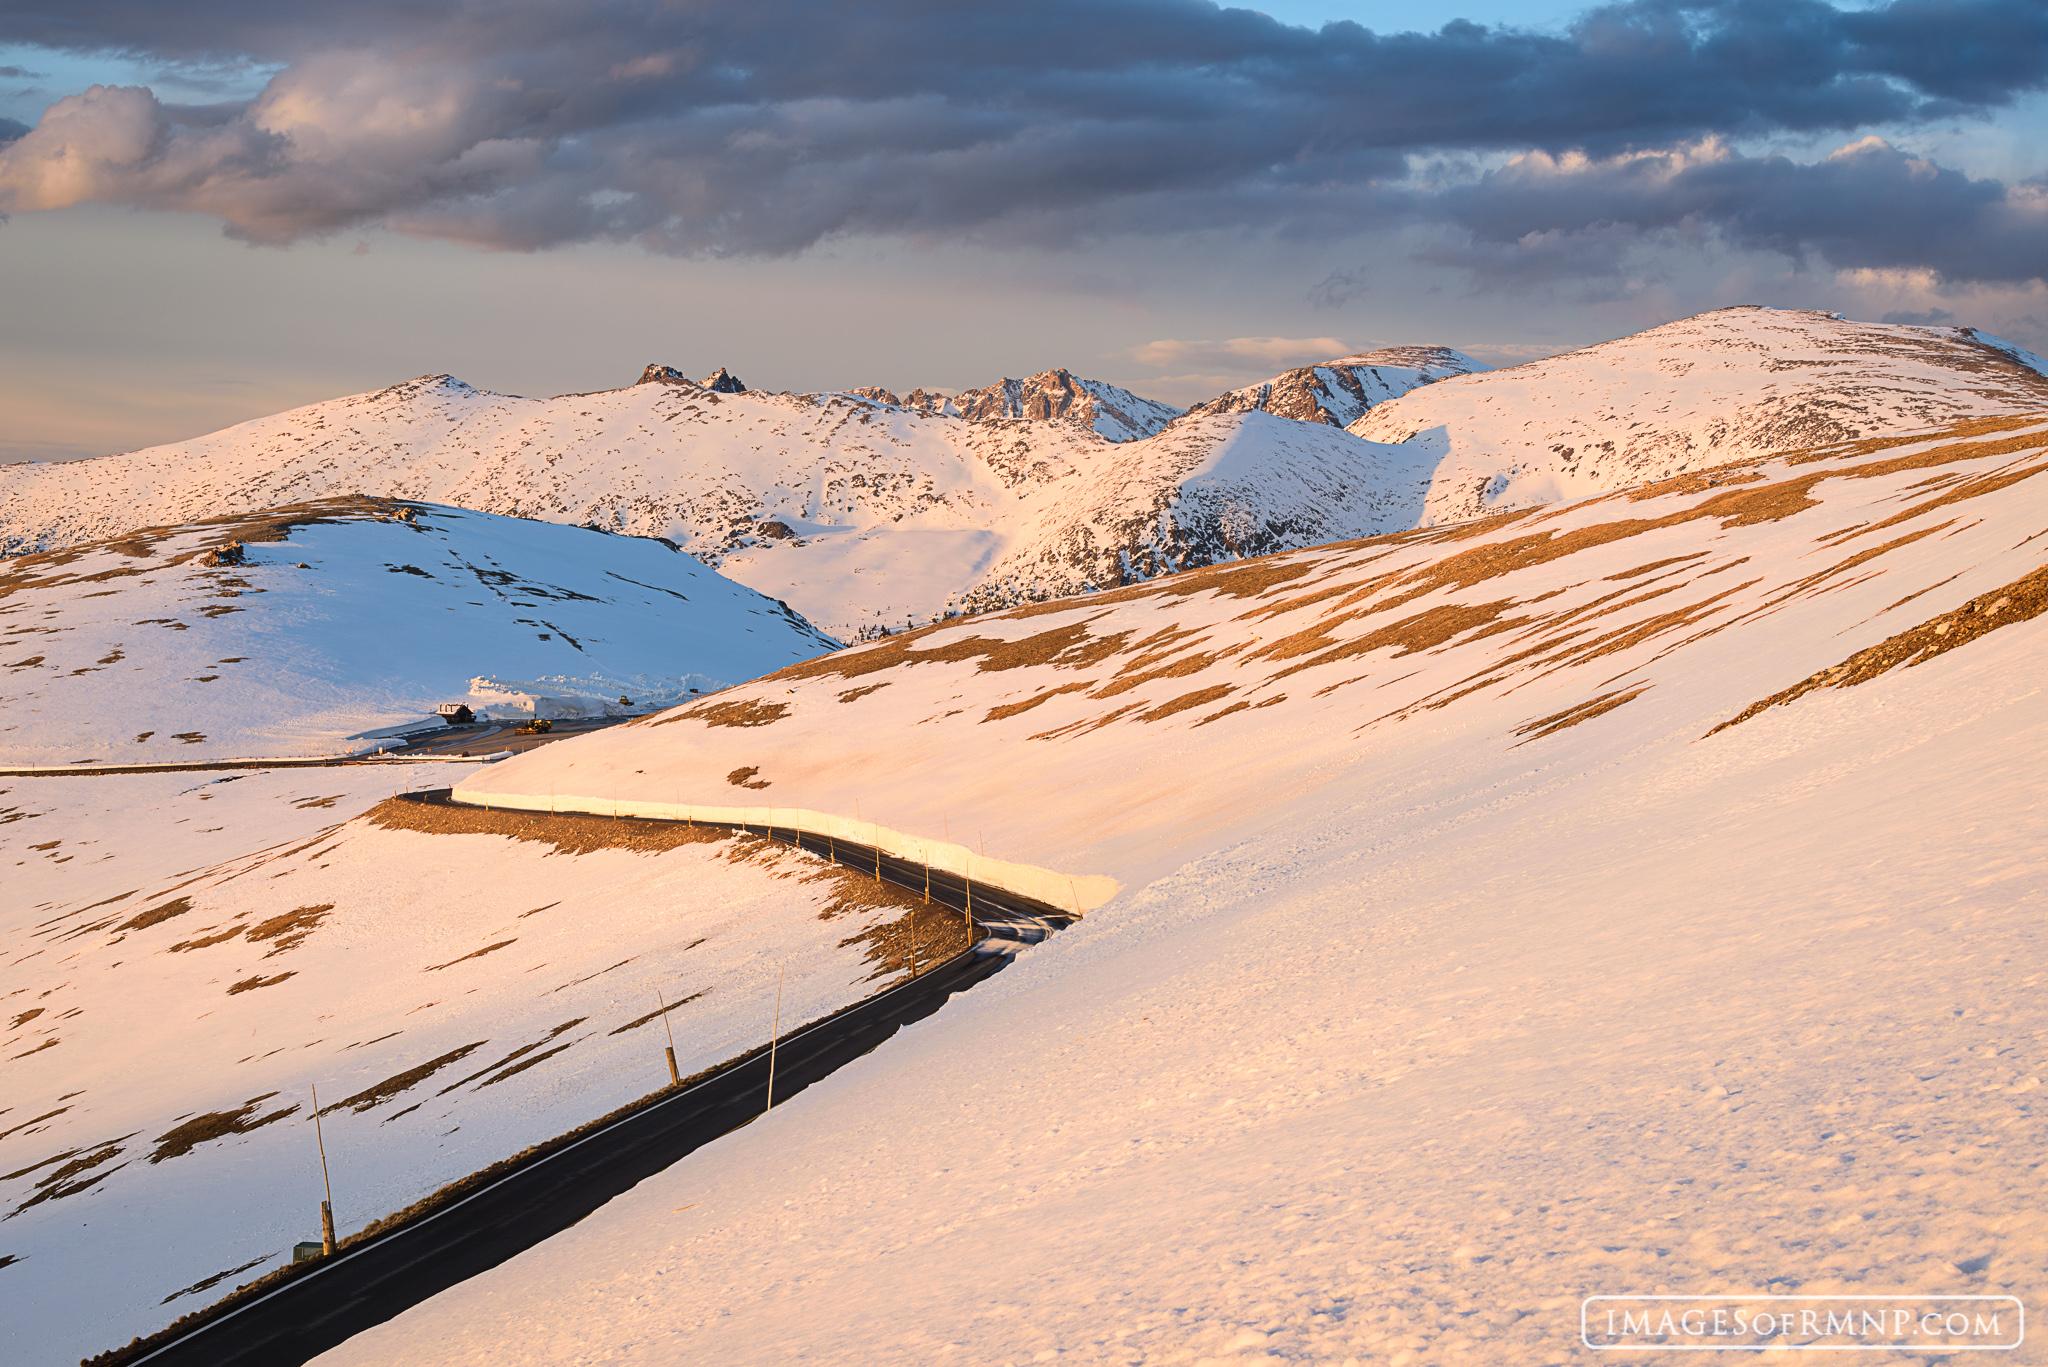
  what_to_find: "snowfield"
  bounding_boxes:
[0,497,835,765]
[300,410,2048,1364]
[0,769,960,1366]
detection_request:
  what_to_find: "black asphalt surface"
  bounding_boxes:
[0,715,632,777]
[120,793,1069,1367]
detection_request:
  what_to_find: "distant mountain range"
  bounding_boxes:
[2,308,2042,639]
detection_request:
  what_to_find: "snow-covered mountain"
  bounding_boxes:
[0,497,835,764]
[1351,305,2048,523]
[0,371,1376,637]
[389,409,2048,1364]
[1188,345,1482,426]
[5,308,2042,641]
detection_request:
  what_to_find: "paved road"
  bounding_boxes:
[122,795,1069,1367]
[0,716,634,778]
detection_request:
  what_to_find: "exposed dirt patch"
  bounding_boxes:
[726,766,771,789]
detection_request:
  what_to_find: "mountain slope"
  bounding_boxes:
[342,409,2048,1364]
[1188,345,1482,426]
[0,497,835,764]
[1351,305,2048,523]
[0,770,954,1366]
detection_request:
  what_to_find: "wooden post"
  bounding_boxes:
[965,866,975,940]
[764,963,784,1114]
[922,850,931,906]
[311,1082,336,1257]
[657,988,681,1086]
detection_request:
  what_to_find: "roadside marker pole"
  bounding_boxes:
[764,963,785,1114]
[965,864,975,941]
[922,850,931,906]
[310,1082,337,1257]
[657,988,681,1087]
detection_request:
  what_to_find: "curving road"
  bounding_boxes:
[113,793,1068,1367]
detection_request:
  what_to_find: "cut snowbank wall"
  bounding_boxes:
[446,781,1120,915]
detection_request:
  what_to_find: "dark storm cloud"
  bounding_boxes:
[1435,139,2048,284]
[0,0,2043,282]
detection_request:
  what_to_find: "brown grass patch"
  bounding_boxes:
[245,904,333,955]
[226,972,295,995]
[1138,684,1237,721]
[324,1043,486,1114]
[368,796,729,856]
[726,766,771,789]
[1514,685,1651,743]
[773,615,1132,685]
[427,940,516,971]
[118,896,195,933]
[150,1095,298,1162]
[1710,561,2048,735]
[984,681,1092,721]
[681,697,790,728]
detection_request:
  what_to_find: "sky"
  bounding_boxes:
[1,0,2046,462]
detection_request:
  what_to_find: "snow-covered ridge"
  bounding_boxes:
[0,367,1387,636]
[462,409,2048,890]
[1188,344,1483,426]
[1350,305,2048,524]
[0,496,836,764]
[840,367,1182,441]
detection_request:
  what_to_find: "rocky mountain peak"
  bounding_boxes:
[701,366,747,394]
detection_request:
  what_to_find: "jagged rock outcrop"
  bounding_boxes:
[949,368,1181,441]
[1189,347,1483,427]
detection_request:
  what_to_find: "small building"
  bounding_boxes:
[434,703,476,726]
